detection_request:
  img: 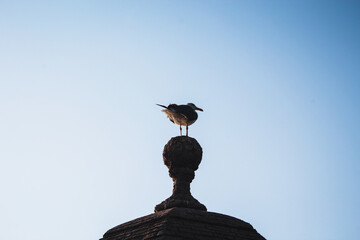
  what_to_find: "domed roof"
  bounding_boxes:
[101,207,265,240]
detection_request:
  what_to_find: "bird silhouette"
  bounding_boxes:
[157,103,203,136]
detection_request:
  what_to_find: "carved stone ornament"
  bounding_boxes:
[155,136,207,212]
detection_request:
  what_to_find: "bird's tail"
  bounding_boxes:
[156,104,167,109]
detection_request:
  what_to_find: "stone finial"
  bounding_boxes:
[155,136,207,212]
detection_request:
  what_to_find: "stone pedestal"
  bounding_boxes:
[155,136,206,212]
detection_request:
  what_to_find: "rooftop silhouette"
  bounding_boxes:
[101,136,266,240]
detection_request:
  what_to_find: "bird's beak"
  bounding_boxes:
[197,107,204,112]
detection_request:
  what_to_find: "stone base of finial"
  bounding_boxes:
[154,195,207,212]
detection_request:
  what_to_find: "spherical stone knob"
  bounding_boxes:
[163,136,202,181]
[155,136,207,212]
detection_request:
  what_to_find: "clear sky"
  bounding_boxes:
[1,1,359,240]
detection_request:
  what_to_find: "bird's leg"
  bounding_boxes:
[186,125,188,136]
[180,125,182,136]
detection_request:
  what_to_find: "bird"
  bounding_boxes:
[156,103,203,136]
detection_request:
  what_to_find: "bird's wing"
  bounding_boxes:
[177,105,198,121]
[167,104,179,112]
[166,104,189,119]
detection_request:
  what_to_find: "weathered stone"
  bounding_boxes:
[101,208,266,240]
[155,136,206,212]
[100,136,267,240]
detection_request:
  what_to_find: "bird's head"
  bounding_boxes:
[187,103,203,112]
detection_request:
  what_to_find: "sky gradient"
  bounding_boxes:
[1,1,359,240]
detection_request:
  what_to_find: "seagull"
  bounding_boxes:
[156,103,204,136]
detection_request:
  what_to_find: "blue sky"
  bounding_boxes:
[0,1,359,240]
